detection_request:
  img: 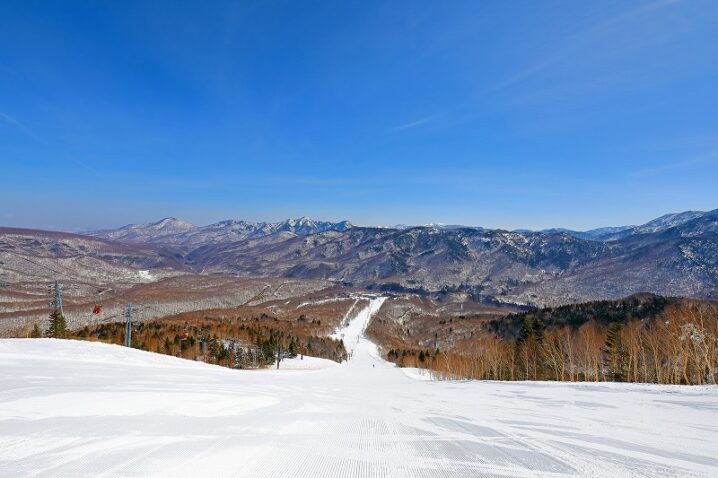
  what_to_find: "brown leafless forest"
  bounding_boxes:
[386,302,718,385]
[73,315,347,368]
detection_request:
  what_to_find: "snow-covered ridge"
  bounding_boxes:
[90,209,717,247]
[533,209,714,241]
[89,216,354,247]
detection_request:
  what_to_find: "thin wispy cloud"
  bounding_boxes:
[586,0,681,34]
[391,116,433,131]
[485,59,557,94]
[0,111,40,141]
[0,111,109,180]
[486,0,684,96]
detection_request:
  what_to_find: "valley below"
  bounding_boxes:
[2,210,717,336]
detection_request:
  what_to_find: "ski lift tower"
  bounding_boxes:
[50,280,64,316]
[124,303,133,347]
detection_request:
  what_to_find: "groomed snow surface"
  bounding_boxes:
[1,297,717,477]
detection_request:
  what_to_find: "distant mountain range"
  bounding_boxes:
[90,216,353,251]
[3,210,717,307]
[90,210,710,244]
[534,210,709,241]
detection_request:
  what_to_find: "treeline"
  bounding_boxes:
[74,317,347,368]
[387,348,439,368]
[489,294,677,338]
[386,300,718,385]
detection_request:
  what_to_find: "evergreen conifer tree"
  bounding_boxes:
[163,336,173,355]
[603,323,627,381]
[30,323,42,338]
[46,309,68,339]
[288,338,298,357]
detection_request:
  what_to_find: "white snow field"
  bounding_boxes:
[1,297,718,477]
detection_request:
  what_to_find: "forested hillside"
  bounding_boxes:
[487,294,678,339]
[384,296,718,385]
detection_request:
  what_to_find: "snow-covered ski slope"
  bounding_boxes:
[331,296,386,356]
[1,297,717,477]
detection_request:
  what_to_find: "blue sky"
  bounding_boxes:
[1,0,717,231]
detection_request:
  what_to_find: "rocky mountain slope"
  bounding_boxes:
[3,211,717,310]
[90,216,353,251]
[186,216,718,306]
[543,210,710,241]
[0,227,184,285]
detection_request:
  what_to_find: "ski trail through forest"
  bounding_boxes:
[1,296,717,477]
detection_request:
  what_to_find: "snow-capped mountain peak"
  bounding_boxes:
[90,217,354,248]
[634,211,706,234]
[149,217,197,232]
